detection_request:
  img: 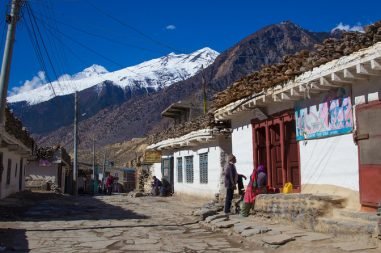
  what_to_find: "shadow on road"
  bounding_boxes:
[0,191,149,222]
[0,228,28,252]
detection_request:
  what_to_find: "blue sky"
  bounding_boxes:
[1,0,380,95]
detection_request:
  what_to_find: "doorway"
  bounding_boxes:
[253,111,300,191]
[356,101,381,208]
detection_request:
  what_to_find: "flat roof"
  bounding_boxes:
[161,101,191,118]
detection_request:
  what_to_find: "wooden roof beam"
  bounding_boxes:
[280,93,298,101]
[356,63,380,76]
[330,73,351,85]
[289,88,304,99]
[343,68,367,80]
[371,59,381,71]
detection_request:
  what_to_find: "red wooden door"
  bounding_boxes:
[356,102,381,208]
[270,124,283,188]
[285,120,300,190]
[255,127,267,167]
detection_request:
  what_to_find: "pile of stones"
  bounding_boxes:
[148,113,215,145]
[213,20,381,109]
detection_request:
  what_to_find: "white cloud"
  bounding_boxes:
[9,71,47,96]
[165,24,176,30]
[331,22,365,33]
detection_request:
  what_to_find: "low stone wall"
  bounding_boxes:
[254,193,346,228]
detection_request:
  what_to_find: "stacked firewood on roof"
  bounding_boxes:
[212,20,381,110]
[4,107,35,150]
[35,146,58,160]
[149,113,215,145]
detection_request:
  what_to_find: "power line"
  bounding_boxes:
[32,10,168,55]
[85,0,182,53]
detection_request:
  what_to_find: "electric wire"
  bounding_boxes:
[85,0,182,54]
[32,11,168,55]
[26,2,63,94]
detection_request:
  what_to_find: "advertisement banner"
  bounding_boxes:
[295,87,353,140]
[143,150,162,164]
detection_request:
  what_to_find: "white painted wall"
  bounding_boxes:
[0,149,26,199]
[26,161,66,193]
[149,137,231,199]
[300,134,359,191]
[230,111,254,182]
[151,162,162,179]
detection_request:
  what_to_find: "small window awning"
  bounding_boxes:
[161,102,191,118]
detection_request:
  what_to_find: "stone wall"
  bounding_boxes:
[254,193,345,228]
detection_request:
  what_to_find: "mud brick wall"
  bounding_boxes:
[254,194,344,227]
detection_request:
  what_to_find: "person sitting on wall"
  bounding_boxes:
[241,164,267,217]
[160,178,172,196]
[151,176,162,196]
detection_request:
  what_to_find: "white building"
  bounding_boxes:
[26,147,71,193]
[147,102,232,199]
[214,41,381,211]
[0,109,34,199]
[148,129,231,198]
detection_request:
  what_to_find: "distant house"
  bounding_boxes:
[213,24,381,211]
[107,167,136,193]
[26,146,71,193]
[0,108,34,199]
[147,102,232,198]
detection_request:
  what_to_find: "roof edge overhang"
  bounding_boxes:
[0,128,33,156]
[147,128,224,151]
[214,42,381,120]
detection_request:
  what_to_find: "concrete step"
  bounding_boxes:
[317,216,377,235]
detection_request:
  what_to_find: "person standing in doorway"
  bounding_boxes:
[224,154,238,214]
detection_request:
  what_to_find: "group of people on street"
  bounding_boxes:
[97,174,115,195]
[151,176,172,197]
[224,154,267,216]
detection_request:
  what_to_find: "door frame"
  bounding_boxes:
[252,110,301,192]
[355,100,381,208]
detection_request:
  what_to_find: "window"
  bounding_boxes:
[185,156,194,183]
[199,153,208,184]
[6,159,11,185]
[0,152,3,183]
[15,163,18,177]
[177,157,183,183]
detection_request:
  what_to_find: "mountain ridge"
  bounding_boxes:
[32,21,331,149]
[8,47,218,105]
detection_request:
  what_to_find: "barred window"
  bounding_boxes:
[185,156,194,183]
[177,157,183,183]
[199,153,208,184]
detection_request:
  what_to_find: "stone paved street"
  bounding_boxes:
[0,193,379,252]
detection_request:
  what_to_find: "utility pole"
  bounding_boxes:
[73,91,78,196]
[92,138,96,194]
[201,65,207,114]
[0,0,23,125]
[102,151,106,192]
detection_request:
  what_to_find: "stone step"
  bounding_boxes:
[317,216,377,235]
[334,209,379,223]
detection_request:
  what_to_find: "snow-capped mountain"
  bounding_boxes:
[8,47,219,105]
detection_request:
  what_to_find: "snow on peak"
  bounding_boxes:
[8,48,219,105]
[72,64,109,80]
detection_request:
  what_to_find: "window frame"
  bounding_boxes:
[199,153,208,184]
[185,156,194,183]
[177,157,183,183]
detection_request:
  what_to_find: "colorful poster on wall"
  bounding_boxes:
[295,87,353,140]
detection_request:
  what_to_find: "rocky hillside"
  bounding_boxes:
[36,21,329,149]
